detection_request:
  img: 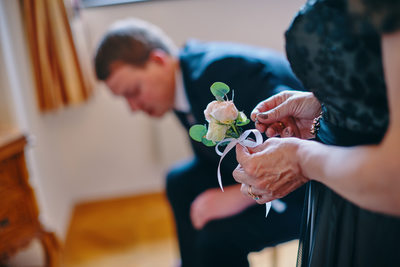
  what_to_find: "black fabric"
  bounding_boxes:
[298,119,400,267]
[348,0,400,33]
[167,158,305,267]
[285,1,400,266]
[286,0,388,135]
[167,40,306,267]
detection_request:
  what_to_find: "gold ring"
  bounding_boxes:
[247,185,253,197]
[247,185,260,201]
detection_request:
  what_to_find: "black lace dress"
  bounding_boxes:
[285,0,400,266]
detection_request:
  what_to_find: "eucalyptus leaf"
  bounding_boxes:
[202,137,216,146]
[210,82,230,99]
[237,111,247,122]
[236,118,250,126]
[189,124,207,142]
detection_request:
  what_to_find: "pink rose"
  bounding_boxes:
[206,122,230,142]
[204,100,238,124]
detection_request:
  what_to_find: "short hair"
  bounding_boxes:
[94,18,177,80]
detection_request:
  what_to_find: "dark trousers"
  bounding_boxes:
[166,157,305,267]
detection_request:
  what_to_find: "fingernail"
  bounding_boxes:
[258,112,268,119]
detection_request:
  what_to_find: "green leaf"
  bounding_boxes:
[202,137,216,146]
[237,111,247,122]
[236,118,250,126]
[189,124,207,142]
[210,82,230,99]
[236,112,250,126]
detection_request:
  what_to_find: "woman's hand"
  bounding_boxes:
[233,138,309,204]
[252,90,321,139]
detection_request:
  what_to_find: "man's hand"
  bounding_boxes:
[190,184,255,230]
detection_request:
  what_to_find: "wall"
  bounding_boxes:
[0,0,304,239]
[0,12,16,127]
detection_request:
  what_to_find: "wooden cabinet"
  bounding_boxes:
[0,129,60,266]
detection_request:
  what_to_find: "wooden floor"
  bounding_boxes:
[62,192,298,267]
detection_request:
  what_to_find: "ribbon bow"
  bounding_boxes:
[215,129,286,217]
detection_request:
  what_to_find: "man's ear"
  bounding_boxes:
[148,49,169,65]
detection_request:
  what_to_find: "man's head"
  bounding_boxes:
[94,18,178,117]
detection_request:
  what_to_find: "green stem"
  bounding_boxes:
[231,124,240,138]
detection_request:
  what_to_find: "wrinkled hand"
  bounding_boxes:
[252,90,321,139]
[233,138,309,204]
[190,185,254,230]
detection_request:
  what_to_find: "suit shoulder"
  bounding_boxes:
[180,40,288,80]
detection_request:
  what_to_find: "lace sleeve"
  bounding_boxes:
[348,0,400,33]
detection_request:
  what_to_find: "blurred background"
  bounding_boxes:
[0,0,303,266]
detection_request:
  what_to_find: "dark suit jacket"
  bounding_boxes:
[177,39,304,191]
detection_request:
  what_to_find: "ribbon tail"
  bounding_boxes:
[265,202,272,217]
[216,140,238,191]
[217,158,224,192]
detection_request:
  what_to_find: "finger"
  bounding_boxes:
[241,183,263,202]
[247,140,269,154]
[251,108,260,122]
[255,120,267,133]
[266,126,278,138]
[281,117,300,138]
[256,101,292,125]
[251,104,271,122]
[234,164,259,184]
[265,121,286,137]
[251,96,282,121]
[233,165,251,184]
[265,117,300,138]
[281,127,294,137]
[240,183,251,198]
[235,144,251,166]
[248,184,268,196]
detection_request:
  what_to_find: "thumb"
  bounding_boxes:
[235,143,251,165]
[257,102,291,124]
[247,142,268,154]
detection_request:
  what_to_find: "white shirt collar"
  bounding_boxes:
[173,68,190,113]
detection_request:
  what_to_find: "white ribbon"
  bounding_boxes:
[215,129,263,191]
[215,129,286,217]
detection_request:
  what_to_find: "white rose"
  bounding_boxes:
[204,100,238,124]
[206,122,230,142]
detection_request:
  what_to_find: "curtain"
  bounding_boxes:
[21,0,93,112]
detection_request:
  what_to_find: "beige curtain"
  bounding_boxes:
[21,0,93,112]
